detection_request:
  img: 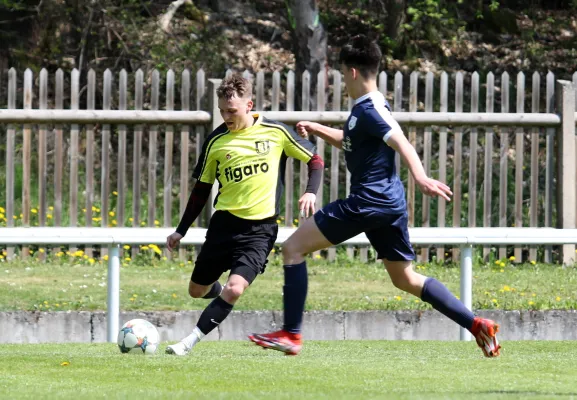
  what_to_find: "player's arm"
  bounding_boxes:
[296,121,344,149]
[280,122,325,217]
[364,106,452,201]
[386,133,452,201]
[167,130,219,251]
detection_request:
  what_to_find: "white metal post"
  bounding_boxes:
[107,244,120,342]
[459,244,473,341]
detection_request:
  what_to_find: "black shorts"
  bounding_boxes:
[191,211,278,286]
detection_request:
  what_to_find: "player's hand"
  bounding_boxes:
[298,193,316,218]
[166,232,183,252]
[416,177,453,201]
[295,121,318,138]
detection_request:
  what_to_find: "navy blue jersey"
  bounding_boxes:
[343,91,406,214]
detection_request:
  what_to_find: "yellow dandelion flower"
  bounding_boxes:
[0,206,4,213]
[133,294,138,298]
[492,299,498,303]
[95,208,101,213]
[82,208,87,213]
[503,285,511,292]
[129,297,135,302]
[271,249,276,253]
[83,255,88,259]
[31,208,38,214]
[414,299,420,303]
[314,254,322,259]
[113,191,118,196]
[55,303,60,307]
[129,217,134,222]
[29,250,33,254]
[38,248,45,253]
[141,245,149,250]
[12,215,17,220]
[394,296,402,301]
[499,262,506,267]
[89,258,95,264]
[556,296,561,301]
[60,361,70,367]
[530,260,536,265]
[500,269,504,273]
[124,257,131,262]
[520,292,525,296]
[172,293,177,298]
[112,220,117,226]
[0,255,4,260]
[92,217,99,222]
[509,256,515,261]
[154,220,160,226]
[140,222,146,226]
[187,261,192,264]
[123,245,130,250]
[56,252,64,257]
[494,261,500,265]
[47,214,52,219]
[103,255,109,261]
[529,301,535,305]
[293,219,299,224]
[180,262,184,267]
[44,301,48,304]
[92,206,97,212]
[162,256,168,261]
[532,293,536,297]
[109,211,115,217]
[1,250,6,256]
[74,250,84,257]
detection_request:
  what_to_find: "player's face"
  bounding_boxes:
[218,95,254,131]
[341,65,357,98]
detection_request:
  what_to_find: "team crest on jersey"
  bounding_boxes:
[255,140,270,155]
[348,116,357,130]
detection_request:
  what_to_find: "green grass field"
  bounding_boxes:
[1,341,576,399]
[0,256,576,312]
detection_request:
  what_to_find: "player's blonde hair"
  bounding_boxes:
[217,75,252,100]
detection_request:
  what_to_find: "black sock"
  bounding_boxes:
[420,277,475,330]
[282,261,308,334]
[196,296,233,335]
[202,281,223,299]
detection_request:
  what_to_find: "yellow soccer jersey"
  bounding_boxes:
[192,114,317,220]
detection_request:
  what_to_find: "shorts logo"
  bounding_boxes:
[255,140,270,155]
[348,116,357,130]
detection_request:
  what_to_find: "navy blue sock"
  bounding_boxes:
[283,261,308,334]
[420,277,474,330]
[196,296,233,335]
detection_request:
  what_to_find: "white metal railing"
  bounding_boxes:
[1,227,576,342]
[0,109,563,126]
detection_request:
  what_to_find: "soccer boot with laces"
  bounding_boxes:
[248,330,302,356]
[165,341,191,356]
[471,317,501,357]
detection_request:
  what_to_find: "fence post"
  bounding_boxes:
[555,80,576,265]
[207,79,223,216]
[459,244,473,341]
[107,244,121,343]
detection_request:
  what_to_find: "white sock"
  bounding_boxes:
[181,327,205,349]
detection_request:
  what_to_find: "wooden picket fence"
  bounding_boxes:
[0,67,576,264]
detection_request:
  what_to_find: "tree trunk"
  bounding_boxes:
[384,0,406,43]
[286,0,327,111]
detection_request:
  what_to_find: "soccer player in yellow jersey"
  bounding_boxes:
[165,75,324,356]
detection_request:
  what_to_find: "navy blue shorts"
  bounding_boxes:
[313,197,415,261]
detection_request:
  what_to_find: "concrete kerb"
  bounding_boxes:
[2,310,577,344]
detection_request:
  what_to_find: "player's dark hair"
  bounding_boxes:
[217,75,253,100]
[339,34,382,78]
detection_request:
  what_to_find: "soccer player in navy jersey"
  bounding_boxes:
[249,35,501,358]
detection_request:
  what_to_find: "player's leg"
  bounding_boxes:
[250,199,363,355]
[369,213,500,357]
[166,213,232,356]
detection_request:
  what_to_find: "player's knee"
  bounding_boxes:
[282,239,302,260]
[188,284,209,298]
[221,282,245,302]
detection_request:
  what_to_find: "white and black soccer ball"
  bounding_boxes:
[117,319,160,355]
